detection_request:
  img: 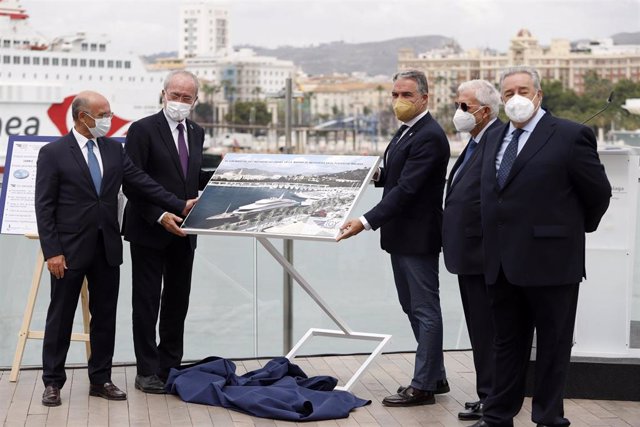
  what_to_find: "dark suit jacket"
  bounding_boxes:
[123,111,211,250]
[35,132,185,269]
[442,119,503,275]
[364,112,450,255]
[480,112,611,286]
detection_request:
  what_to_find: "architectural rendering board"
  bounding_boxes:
[182,153,380,240]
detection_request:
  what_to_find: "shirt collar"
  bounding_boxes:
[162,108,186,130]
[402,109,429,128]
[473,118,498,144]
[507,108,546,136]
[72,126,91,148]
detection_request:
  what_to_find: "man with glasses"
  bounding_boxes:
[442,80,502,420]
[123,70,213,393]
[36,91,194,407]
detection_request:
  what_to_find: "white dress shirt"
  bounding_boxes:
[162,109,190,155]
[72,126,103,175]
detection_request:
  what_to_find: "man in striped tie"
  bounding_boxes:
[472,66,611,427]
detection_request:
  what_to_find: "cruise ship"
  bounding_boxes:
[0,0,168,173]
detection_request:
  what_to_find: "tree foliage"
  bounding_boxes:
[539,74,640,133]
[225,101,271,125]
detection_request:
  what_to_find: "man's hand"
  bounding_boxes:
[336,218,365,242]
[161,213,186,237]
[182,198,198,217]
[47,255,67,279]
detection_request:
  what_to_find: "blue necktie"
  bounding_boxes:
[496,128,524,189]
[86,139,102,195]
[459,138,477,171]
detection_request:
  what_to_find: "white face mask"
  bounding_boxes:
[504,93,538,123]
[452,108,481,133]
[165,100,192,122]
[83,115,111,138]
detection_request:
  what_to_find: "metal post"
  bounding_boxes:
[283,77,294,353]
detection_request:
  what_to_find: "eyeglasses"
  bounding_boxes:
[455,102,483,113]
[165,91,196,104]
[81,111,114,119]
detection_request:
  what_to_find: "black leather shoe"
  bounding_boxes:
[42,385,61,407]
[135,374,166,394]
[435,378,450,394]
[465,400,480,409]
[397,378,449,394]
[89,382,127,400]
[382,386,435,407]
[459,402,483,420]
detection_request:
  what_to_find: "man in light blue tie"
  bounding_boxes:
[442,79,502,421]
[472,67,611,427]
[35,91,195,407]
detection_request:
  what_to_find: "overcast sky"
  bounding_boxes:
[21,0,640,55]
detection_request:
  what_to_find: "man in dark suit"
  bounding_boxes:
[443,79,502,421]
[338,70,450,406]
[123,70,213,393]
[35,91,193,407]
[471,66,611,427]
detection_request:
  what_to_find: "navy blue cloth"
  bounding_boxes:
[165,356,370,421]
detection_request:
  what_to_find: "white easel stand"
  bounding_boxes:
[9,234,91,382]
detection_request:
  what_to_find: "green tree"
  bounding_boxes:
[225,101,271,125]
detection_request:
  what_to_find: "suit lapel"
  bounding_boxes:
[155,111,185,181]
[501,113,555,190]
[66,133,96,193]
[446,151,466,195]
[386,113,430,164]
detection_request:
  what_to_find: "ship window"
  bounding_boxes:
[33,57,40,65]
[90,43,97,52]
[80,59,86,67]
[52,58,59,66]
[89,59,96,67]
[13,56,20,64]
[62,58,68,66]
[81,43,88,51]
[99,44,106,52]
[116,60,122,68]
[42,57,49,65]
[71,59,77,66]
[107,60,113,68]
[124,61,131,69]
[98,60,104,67]
[23,56,30,65]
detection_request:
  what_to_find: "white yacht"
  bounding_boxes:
[233,194,299,214]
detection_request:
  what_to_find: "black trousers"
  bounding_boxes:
[130,237,194,379]
[42,232,119,387]
[483,269,579,427]
[458,274,495,403]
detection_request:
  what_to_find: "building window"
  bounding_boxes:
[42,57,49,65]
[61,58,68,66]
[52,57,59,66]
[116,60,122,68]
[89,59,96,67]
[70,58,77,66]
[81,43,88,51]
[107,60,114,68]
[3,56,10,64]
[90,43,97,52]
[33,57,40,65]
[99,44,106,52]
[98,60,104,67]
[124,61,131,69]
[13,56,20,64]
[80,59,86,67]
[23,56,30,65]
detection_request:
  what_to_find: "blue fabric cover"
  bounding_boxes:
[165,356,371,421]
